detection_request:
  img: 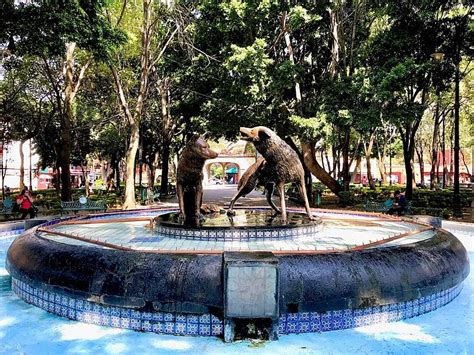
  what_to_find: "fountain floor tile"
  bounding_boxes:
[38,210,435,253]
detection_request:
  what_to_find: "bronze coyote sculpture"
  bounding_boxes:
[176,136,218,226]
[228,126,315,221]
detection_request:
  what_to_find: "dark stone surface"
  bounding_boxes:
[6,229,223,313]
[277,230,469,313]
[24,218,51,230]
[6,228,469,317]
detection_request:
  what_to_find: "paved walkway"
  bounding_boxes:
[167,184,301,208]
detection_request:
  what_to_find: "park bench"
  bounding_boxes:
[158,184,177,199]
[60,197,107,215]
[0,198,21,219]
[142,187,161,205]
[364,199,412,215]
[364,200,391,213]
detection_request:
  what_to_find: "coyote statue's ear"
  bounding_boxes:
[258,127,272,139]
[189,134,200,142]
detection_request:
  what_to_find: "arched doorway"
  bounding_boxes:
[224,163,240,184]
[208,162,225,184]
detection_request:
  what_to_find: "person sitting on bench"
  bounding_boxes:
[16,188,35,219]
[388,190,407,216]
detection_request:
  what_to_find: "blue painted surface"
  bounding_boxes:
[1,226,473,354]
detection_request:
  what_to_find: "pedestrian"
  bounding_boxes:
[16,187,36,219]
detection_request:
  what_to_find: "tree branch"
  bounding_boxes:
[72,58,92,99]
[148,26,179,71]
[40,55,63,116]
[115,0,127,28]
[109,63,134,126]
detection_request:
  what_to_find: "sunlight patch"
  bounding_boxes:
[0,317,16,327]
[105,342,127,353]
[356,321,439,343]
[59,323,124,340]
[151,339,192,350]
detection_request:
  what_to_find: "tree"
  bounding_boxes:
[0,56,53,190]
[3,0,124,200]
[365,0,471,199]
[107,0,180,208]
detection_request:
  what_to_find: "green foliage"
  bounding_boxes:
[1,0,473,202]
[288,6,312,31]
[224,38,273,102]
[289,114,326,142]
[4,0,125,59]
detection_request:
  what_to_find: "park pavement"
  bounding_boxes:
[163,184,301,208]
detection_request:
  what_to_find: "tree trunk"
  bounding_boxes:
[403,146,414,200]
[416,145,425,186]
[448,127,454,187]
[123,123,140,208]
[430,102,440,189]
[364,133,376,190]
[325,151,331,174]
[282,12,302,104]
[147,163,154,189]
[375,137,387,183]
[101,161,108,183]
[85,169,90,197]
[301,142,342,196]
[351,156,361,183]
[60,43,75,201]
[461,150,471,176]
[329,7,341,77]
[19,140,25,190]
[159,79,171,197]
[331,144,337,178]
[341,128,350,190]
[160,145,170,196]
[109,0,154,208]
[53,164,61,192]
[80,165,90,197]
[114,159,121,196]
[320,150,326,171]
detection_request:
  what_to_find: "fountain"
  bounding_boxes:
[5,128,470,342]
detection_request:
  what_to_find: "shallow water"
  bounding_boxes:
[0,224,472,354]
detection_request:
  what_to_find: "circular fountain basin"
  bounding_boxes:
[5,207,470,339]
[154,209,322,240]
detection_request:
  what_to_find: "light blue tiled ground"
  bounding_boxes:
[1,226,473,354]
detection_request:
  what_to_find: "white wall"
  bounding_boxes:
[1,140,40,190]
